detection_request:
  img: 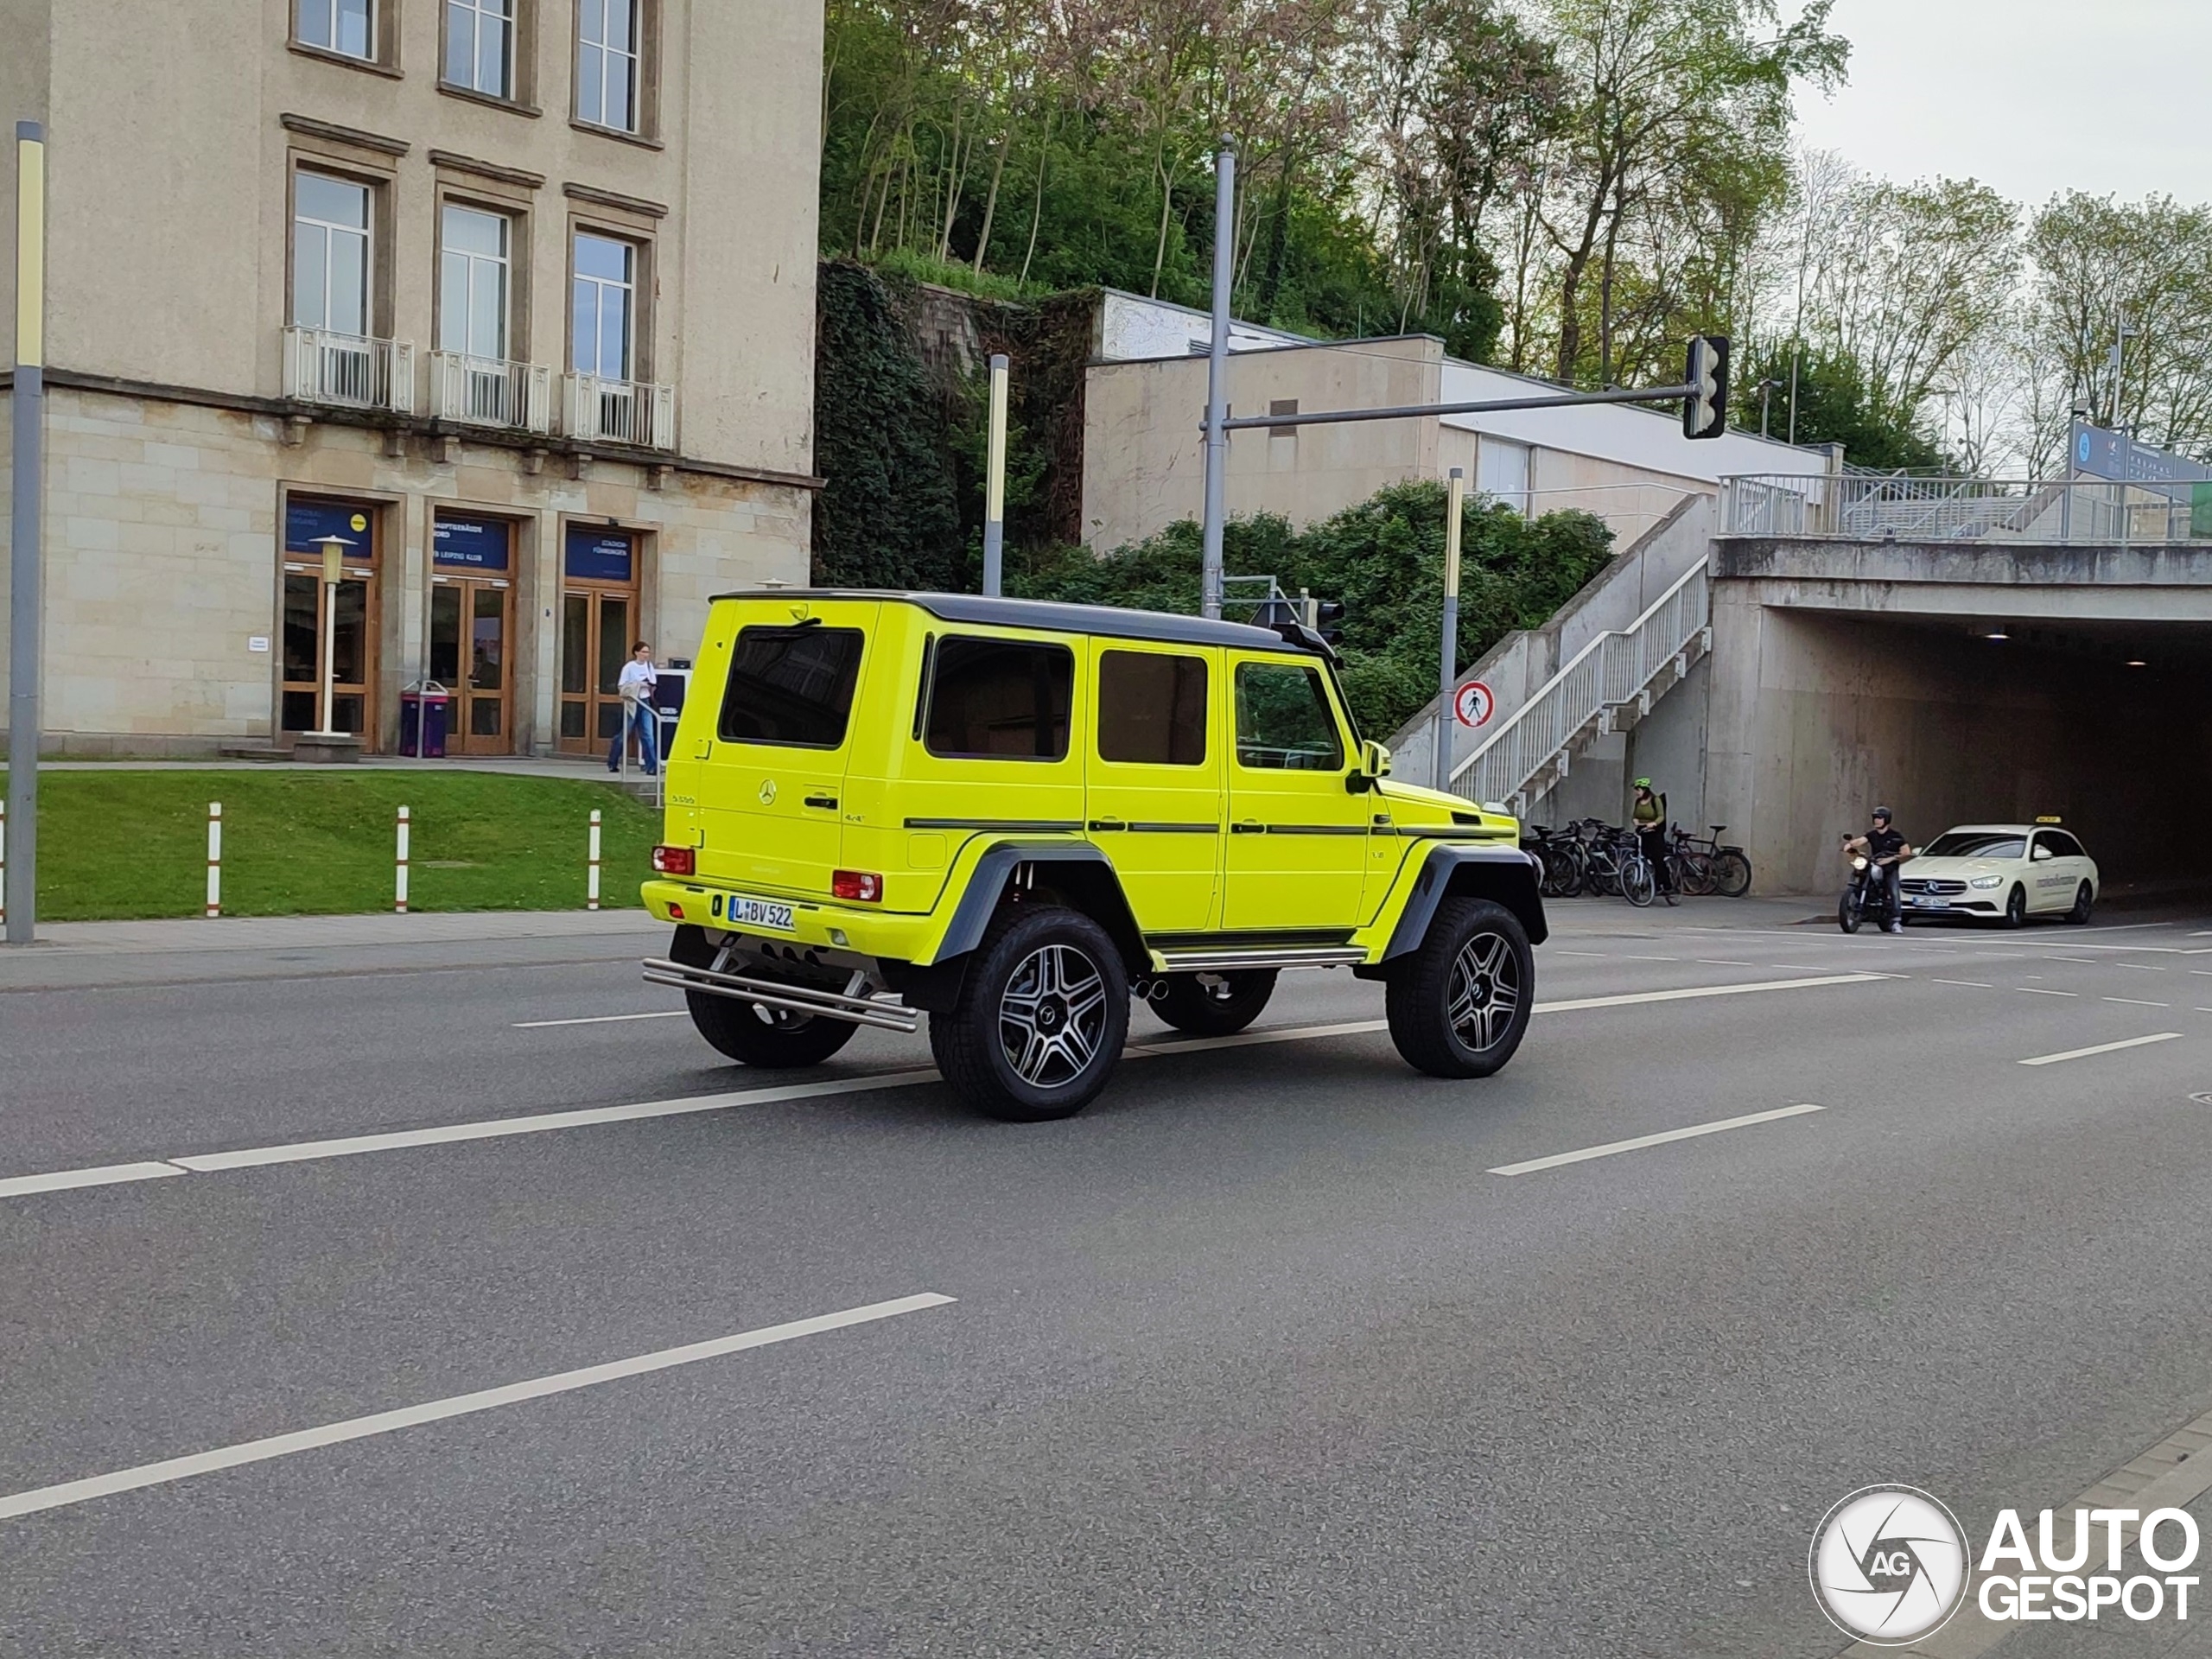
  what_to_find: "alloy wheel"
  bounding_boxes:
[998,944,1110,1088]
[1446,930,1523,1054]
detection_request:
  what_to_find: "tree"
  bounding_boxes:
[1532,0,1847,387]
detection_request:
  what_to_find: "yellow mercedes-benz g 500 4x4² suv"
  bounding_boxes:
[639,591,1545,1122]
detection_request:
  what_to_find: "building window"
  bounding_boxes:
[576,0,640,131]
[571,232,636,379]
[441,205,512,359]
[294,172,373,336]
[298,0,375,60]
[445,0,517,97]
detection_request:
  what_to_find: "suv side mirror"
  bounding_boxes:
[1363,740,1392,778]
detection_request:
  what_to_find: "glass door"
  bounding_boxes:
[429,575,514,753]
[558,588,632,754]
[283,574,376,739]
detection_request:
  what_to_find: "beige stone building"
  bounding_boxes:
[1,0,820,755]
[1083,294,1830,556]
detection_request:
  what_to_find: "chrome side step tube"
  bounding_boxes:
[642,957,922,1033]
[1154,945,1370,974]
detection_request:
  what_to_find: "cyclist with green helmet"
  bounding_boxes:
[1631,778,1673,898]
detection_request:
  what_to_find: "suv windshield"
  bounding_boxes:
[720,625,864,747]
[1924,832,2024,860]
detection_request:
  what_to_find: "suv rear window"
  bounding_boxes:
[1097,650,1207,766]
[719,625,864,748]
[925,637,1073,760]
[1235,661,1343,772]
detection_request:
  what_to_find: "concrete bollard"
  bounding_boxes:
[206,802,223,918]
[588,809,602,912]
[395,804,411,914]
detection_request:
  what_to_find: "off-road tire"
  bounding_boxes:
[671,925,859,1069]
[2003,884,2028,929]
[1838,889,1863,934]
[1153,969,1279,1037]
[2066,882,2094,925]
[930,905,1130,1122]
[1384,898,1535,1080]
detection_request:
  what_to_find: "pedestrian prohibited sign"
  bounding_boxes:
[1453,681,1496,728]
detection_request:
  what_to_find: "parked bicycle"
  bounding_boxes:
[1578,821,1659,908]
[1666,825,1752,898]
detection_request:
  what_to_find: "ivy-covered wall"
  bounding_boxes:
[810,260,1096,590]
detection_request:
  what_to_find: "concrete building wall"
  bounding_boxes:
[1083,338,1444,553]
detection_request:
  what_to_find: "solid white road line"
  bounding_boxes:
[2018,987,2078,997]
[0,1293,955,1522]
[1535,973,1886,1014]
[2018,1033,2183,1068]
[1932,979,1992,988]
[2,973,1895,1198]
[2102,997,2170,1008]
[1489,1103,1825,1176]
[513,1010,688,1028]
[0,1161,190,1200]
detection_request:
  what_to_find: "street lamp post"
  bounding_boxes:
[982,352,1008,598]
[309,535,351,737]
[7,121,48,946]
[1433,467,1465,792]
[1199,141,1236,620]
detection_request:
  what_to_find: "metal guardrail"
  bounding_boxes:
[1721,474,2212,545]
[430,352,553,433]
[563,372,677,449]
[1448,560,1711,816]
[283,327,416,414]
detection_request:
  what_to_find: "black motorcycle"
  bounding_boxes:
[1838,849,1894,934]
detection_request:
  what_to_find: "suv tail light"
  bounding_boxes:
[652,844,696,876]
[832,869,884,903]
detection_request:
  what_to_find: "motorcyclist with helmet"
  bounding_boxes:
[1841,807,1915,933]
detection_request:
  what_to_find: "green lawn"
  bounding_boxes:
[0,770,661,920]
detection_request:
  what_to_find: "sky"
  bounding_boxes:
[1789,0,2212,206]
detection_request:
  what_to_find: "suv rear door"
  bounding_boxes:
[1084,640,1224,935]
[697,601,875,899]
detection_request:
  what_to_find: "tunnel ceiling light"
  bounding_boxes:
[1985,630,2010,640]
[2126,658,2147,667]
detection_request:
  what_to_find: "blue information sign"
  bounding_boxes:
[286,498,375,558]
[565,525,636,582]
[433,514,513,570]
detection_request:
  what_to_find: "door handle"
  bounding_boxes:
[1231,821,1265,836]
[804,794,839,810]
[1088,817,1128,833]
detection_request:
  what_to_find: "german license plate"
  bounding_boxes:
[1909,894,1942,907]
[726,894,796,932]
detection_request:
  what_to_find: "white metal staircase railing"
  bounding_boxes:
[1448,559,1712,816]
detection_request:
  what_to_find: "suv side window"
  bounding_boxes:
[1097,650,1207,766]
[925,637,1074,760]
[719,626,864,748]
[1235,660,1343,772]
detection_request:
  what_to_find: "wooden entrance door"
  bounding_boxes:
[558,586,634,755]
[281,498,380,748]
[429,575,515,753]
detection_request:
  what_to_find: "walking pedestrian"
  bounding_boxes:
[609,641,659,775]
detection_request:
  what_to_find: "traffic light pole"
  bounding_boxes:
[1217,378,1701,435]
[1198,143,1236,620]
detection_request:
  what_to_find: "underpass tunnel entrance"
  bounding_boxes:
[1707,602,2212,898]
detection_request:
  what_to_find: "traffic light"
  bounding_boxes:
[1683,334,1730,440]
[1311,598,1345,648]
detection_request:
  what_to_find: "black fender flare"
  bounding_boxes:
[1378,846,1548,960]
[880,842,1147,1013]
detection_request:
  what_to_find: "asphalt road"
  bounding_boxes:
[4,901,2212,1657]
